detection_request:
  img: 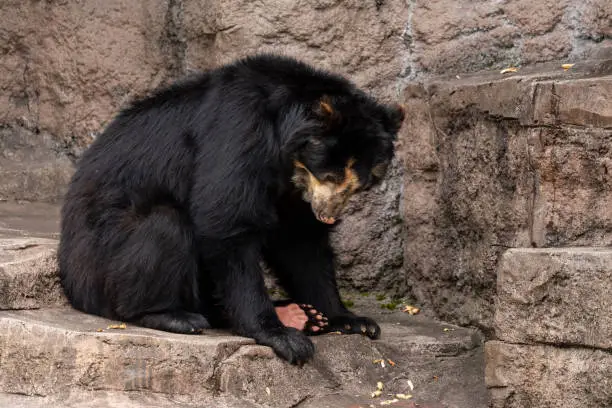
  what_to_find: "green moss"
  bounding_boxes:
[375,294,387,301]
[379,298,401,310]
[342,299,355,309]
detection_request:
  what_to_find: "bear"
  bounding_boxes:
[58,54,405,364]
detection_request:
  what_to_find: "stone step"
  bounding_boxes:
[495,247,612,349]
[487,247,612,408]
[0,307,487,408]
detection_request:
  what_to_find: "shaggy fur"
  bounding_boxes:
[59,54,404,364]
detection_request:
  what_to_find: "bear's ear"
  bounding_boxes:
[383,103,405,136]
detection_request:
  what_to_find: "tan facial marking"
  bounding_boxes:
[292,158,360,224]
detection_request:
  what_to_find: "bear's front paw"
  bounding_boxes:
[255,327,315,365]
[326,315,381,339]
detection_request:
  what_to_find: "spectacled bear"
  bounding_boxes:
[58,54,405,364]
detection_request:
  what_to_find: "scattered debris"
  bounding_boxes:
[265,387,271,396]
[329,331,342,335]
[106,323,127,330]
[380,398,399,405]
[96,328,104,332]
[372,358,396,368]
[433,375,439,381]
[402,305,420,315]
[500,67,519,74]
[371,381,384,398]
[407,379,414,391]
[443,327,455,332]
[396,394,412,400]
[561,63,574,70]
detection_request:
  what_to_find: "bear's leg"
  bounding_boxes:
[264,228,381,339]
[208,243,315,364]
[105,205,210,334]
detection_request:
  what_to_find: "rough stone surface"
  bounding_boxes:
[485,341,612,408]
[0,0,172,153]
[399,60,612,332]
[0,391,261,408]
[0,307,488,408]
[495,248,612,350]
[0,126,74,202]
[408,0,612,77]
[0,237,66,310]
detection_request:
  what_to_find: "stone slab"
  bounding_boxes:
[0,236,66,310]
[0,307,488,408]
[0,390,262,408]
[533,77,612,128]
[485,340,612,408]
[495,247,612,350]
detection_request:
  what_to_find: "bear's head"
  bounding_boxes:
[292,94,405,224]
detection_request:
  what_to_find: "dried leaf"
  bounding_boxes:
[380,399,399,405]
[407,380,414,391]
[443,327,455,332]
[265,387,271,396]
[96,328,104,332]
[387,359,396,367]
[107,323,127,330]
[562,63,575,70]
[373,359,384,364]
[396,394,412,400]
[500,67,519,74]
[377,381,384,391]
[371,390,382,398]
[402,305,420,315]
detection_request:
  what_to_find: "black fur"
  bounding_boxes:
[59,54,404,364]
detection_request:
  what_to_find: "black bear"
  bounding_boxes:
[58,54,404,364]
